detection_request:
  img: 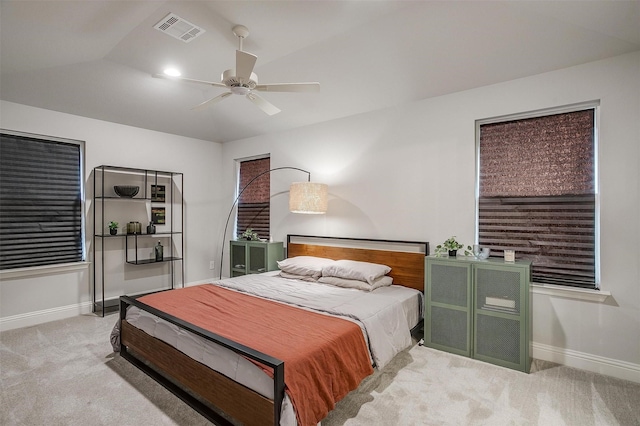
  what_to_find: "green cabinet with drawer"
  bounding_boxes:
[425,256,531,372]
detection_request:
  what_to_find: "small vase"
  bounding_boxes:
[147,222,156,234]
[109,228,117,235]
[155,241,163,262]
[448,250,457,257]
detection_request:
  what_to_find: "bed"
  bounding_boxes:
[115,235,428,426]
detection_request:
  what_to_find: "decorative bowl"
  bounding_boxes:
[114,185,140,198]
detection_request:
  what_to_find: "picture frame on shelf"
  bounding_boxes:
[151,207,166,224]
[151,184,165,202]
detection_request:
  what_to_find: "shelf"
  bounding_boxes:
[478,305,519,316]
[93,165,184,316]
[126,257,182,265]
[95,164,178,176]
[125,232,182,236]
[95,232,182,238]
[95,196,169,202]
[95,196,148,200]
[94,298,119,314]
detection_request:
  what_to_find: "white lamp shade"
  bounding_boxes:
[289,182,328,214]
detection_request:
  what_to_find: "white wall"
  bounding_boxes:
[0,101,222,328]
[220,51,640,381]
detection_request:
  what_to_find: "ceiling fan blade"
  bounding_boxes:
[254,82,320,93]
[236,50,257,83]
[191,92,233,111]
[246,92,281,115]
[153,73,227,88]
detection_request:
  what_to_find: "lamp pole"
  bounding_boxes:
[219,167,311,279]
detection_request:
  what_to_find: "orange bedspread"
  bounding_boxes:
[137,284,374,426]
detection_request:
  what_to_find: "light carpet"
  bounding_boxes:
[1,313,639,425]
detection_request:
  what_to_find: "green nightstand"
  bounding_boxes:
[230,240,284,277]
[425,256,531,372]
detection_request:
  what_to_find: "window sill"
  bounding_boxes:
[0,261,90,280]
[531,283,610,303]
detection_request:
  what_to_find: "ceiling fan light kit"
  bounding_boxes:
[221,68,258,90]
[230,86,251,96]
[153,23,319,115]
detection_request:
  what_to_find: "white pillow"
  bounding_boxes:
[279,271,319,282]
[277,256,336,278]
[318,275,393,291]
[321,259,391,285]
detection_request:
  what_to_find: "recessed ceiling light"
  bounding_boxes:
[163,68,181,77]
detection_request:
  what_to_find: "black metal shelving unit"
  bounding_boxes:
[92,165,184,316]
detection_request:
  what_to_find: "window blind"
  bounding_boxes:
[478,109,596,288]
[0,132,83,269]
[236,157,270,240]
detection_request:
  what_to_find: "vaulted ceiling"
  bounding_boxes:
[1,1,639,143]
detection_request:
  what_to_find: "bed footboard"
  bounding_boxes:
[119,295,285,426]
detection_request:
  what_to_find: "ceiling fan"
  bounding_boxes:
[153,25,320,115]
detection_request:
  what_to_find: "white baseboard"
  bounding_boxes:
[533,342,640,384]
[0,281,212,332]
[184,278,216,287]
[0,301,93,332]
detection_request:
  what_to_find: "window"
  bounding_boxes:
[0,130,84,270]
[477,105,597,289]
[236,157,270,240]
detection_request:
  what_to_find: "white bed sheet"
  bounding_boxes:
[123,272,422,425]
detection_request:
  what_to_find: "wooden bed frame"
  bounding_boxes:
[119,235,428,426]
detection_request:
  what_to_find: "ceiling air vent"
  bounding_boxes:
[154,13,204,43]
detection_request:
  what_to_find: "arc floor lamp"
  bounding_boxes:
[219,167,328,278]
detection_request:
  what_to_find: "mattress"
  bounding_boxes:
[120,272,423,425]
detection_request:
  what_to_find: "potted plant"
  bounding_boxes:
[241,228,259,241]
[434,236,472,257]
[108,221,119,235]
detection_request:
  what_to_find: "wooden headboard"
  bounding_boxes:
[286,235,428,292]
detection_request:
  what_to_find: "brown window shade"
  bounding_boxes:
[480,110,594,197]
[237,202,270,240]
[478,109,596,288]
[237,157,270,240]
